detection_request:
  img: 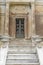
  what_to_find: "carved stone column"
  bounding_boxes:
[5,3,9,35]
[9,13,16,38]
[31,2,36,36]
[11,15,16,38]
[1,5,5,35]
[0,5,1,34]
[1,14,5,34]
[28,8,32,39]
[25,19,27,39]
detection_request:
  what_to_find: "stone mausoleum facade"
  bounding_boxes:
[0,0,43,65]
[0,0,43,38]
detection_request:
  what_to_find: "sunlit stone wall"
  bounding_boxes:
[35,1,43,36]
[0,0,43,37]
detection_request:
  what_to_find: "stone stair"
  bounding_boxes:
[6,39,39,65]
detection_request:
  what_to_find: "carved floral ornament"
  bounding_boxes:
[10,5,31,14]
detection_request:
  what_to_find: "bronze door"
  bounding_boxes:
[16,18,25,38]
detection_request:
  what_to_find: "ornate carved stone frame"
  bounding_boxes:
[4,2,35,39]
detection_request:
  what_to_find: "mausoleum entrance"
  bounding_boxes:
[9,4,30,39]
[15,18,25,38]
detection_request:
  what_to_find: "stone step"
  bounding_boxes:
[8,46,36,54]
[6,52,39,64]
[8,49,36,54]
[6,63,39,65]
[7,54,38,60]
[9,39,32,46]
[6,59,39,64]
[9,46,35,49]
[9,44,32,46]
[6,40,39,65]
[9,46,33,49]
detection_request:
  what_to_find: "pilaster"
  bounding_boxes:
[28,8,32,39]
[31,2,36,36]
[1,5,5,35]
[5,3,9,35]
[25,16,28,39]
[0,5,1,34]
[1,14,5,34]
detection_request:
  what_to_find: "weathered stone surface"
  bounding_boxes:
[0,0,43,65]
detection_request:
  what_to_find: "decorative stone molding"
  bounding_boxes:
[3,1,36,39]
[10,5,30,14]
[6,3,32,39]
[6,0,35,3]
